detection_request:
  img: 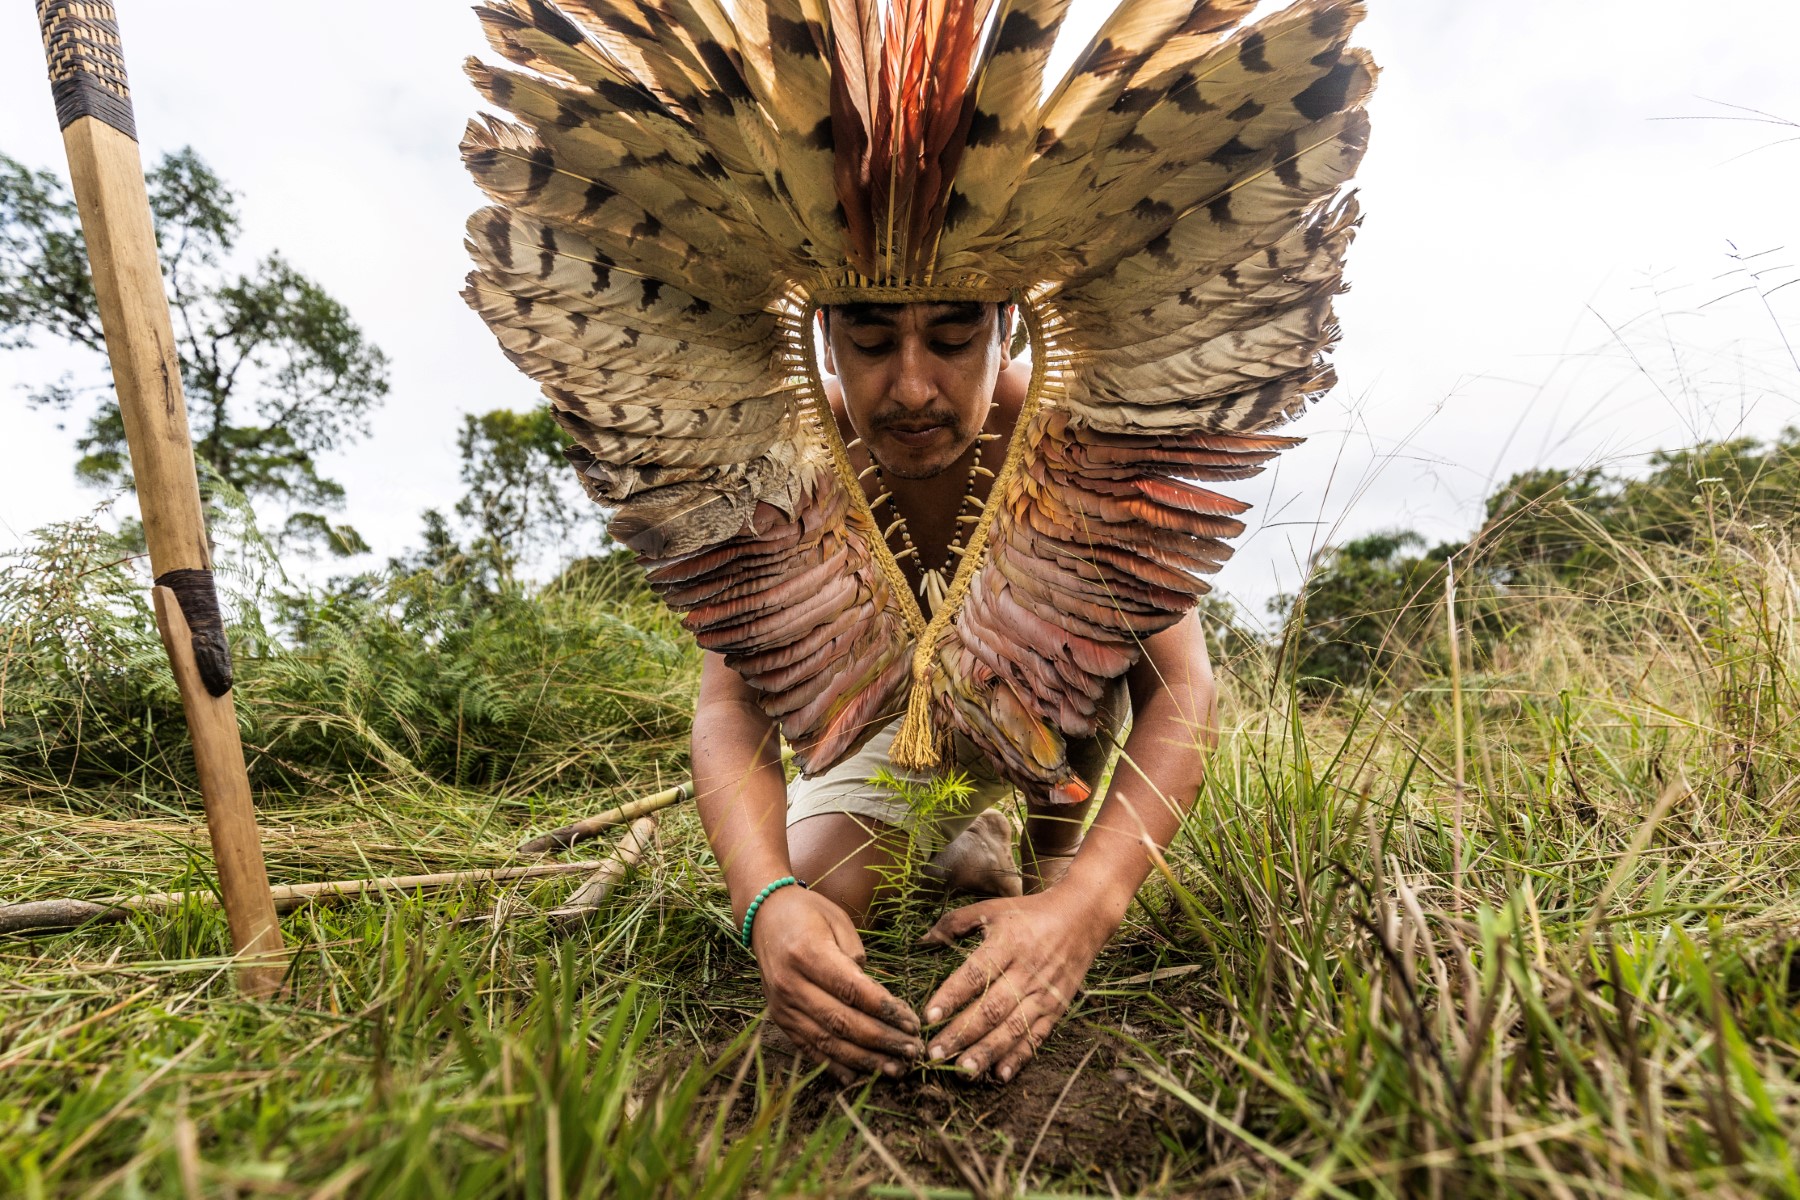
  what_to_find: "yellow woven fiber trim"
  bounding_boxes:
[811,284,1013,305]
[808,267,1014,305]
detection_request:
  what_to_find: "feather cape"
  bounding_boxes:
[463,0,1375,801]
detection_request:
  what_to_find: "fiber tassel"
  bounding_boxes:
[889,650,941,768]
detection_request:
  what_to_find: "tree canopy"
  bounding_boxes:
[1275,428,1800,691]
[0,147,387,555]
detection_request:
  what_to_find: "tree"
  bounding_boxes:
[1273,430,1800,693]
[454,406,597,585]
[0,147,386,555]
[1474,429,1800,586]
[380,406,604,605]
[1272,530,1461,692]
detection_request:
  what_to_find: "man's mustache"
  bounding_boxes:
[872,409,961,433]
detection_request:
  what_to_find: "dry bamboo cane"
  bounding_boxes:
[1,773,694,936]
[1,778,700,937]
[35,0,283,995]
[4,745,771,938]
[0,859,618,936]
[514,747,789,854]
[516,785,691,854]
[544,814,662,930]
[4,754,743,940]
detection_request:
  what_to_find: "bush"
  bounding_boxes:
[1275,428,1800,694]
[0,512,695,803]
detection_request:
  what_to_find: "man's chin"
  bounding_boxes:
[872,447,957,480]
[872,433,962,479]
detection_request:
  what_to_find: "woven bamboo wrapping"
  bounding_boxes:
[37,0,136,138]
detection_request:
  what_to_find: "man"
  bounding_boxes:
[461,0,1370,1091]
[691,300,1216,1083]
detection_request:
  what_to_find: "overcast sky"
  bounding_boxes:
[2,0,1796,623]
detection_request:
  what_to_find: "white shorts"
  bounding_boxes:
[785,684,1133,850]
[785,720,1012,850]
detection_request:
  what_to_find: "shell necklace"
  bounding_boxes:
[856,433,1000,616]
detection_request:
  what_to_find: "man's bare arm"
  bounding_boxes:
[1058,608,1216,921]
[918,612,1217,1081]
[692,654,923,1080]
[692,653,793,913]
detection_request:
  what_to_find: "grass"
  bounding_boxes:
[3,512,1800,1196]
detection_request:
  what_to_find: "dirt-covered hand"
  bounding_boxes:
[918,890,1113,1083]
[750,885,923,1083]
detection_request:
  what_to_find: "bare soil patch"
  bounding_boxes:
[720,981,1214,1195]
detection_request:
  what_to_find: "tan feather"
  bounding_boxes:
[1066,108,1370,294]
[462,275,772,358]
[1091,297,1337,401]
[1016,0,1255,245]
[733,0,847,255]
[464,203,776,313]
[1088,46,1377,237]
[1006,0,1369,272]
[931,0,1075,266]
[1070,362,1338,434]
[1064,195,1358,351]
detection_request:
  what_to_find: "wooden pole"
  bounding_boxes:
[35,0,284,996]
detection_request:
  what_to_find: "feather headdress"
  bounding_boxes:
[463,0,1376,801]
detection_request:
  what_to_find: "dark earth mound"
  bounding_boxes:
[714,980,1225,1196]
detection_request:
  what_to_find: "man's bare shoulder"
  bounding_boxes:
[993,359,1029,433]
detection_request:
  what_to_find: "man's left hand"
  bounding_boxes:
[917,889,1114,1082]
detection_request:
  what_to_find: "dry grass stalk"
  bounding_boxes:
[0,858,616,934]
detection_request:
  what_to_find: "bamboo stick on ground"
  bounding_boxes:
[0,859,617,936]
[516,785,690,854]
[517,749,791,854]
[6,775,697,937]
[545,815,662,931]
[9,754,781,937]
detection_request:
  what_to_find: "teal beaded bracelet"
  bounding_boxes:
[740,875,804,949]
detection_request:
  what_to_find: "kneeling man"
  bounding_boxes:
[459,0,1370,1095]
[692,300,1215,1085]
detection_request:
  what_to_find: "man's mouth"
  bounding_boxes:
[886,427,946,448]
[883,423,950,448]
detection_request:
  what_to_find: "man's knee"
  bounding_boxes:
[806,869,877,925]
[787,812,908,926]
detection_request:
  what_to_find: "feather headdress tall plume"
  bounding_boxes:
[463,0,1376,800]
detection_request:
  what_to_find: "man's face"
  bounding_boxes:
[821,301,1011,480]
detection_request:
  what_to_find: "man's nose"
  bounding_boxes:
[890,338,936,410]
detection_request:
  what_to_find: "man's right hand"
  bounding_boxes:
[749,885,923,1083]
